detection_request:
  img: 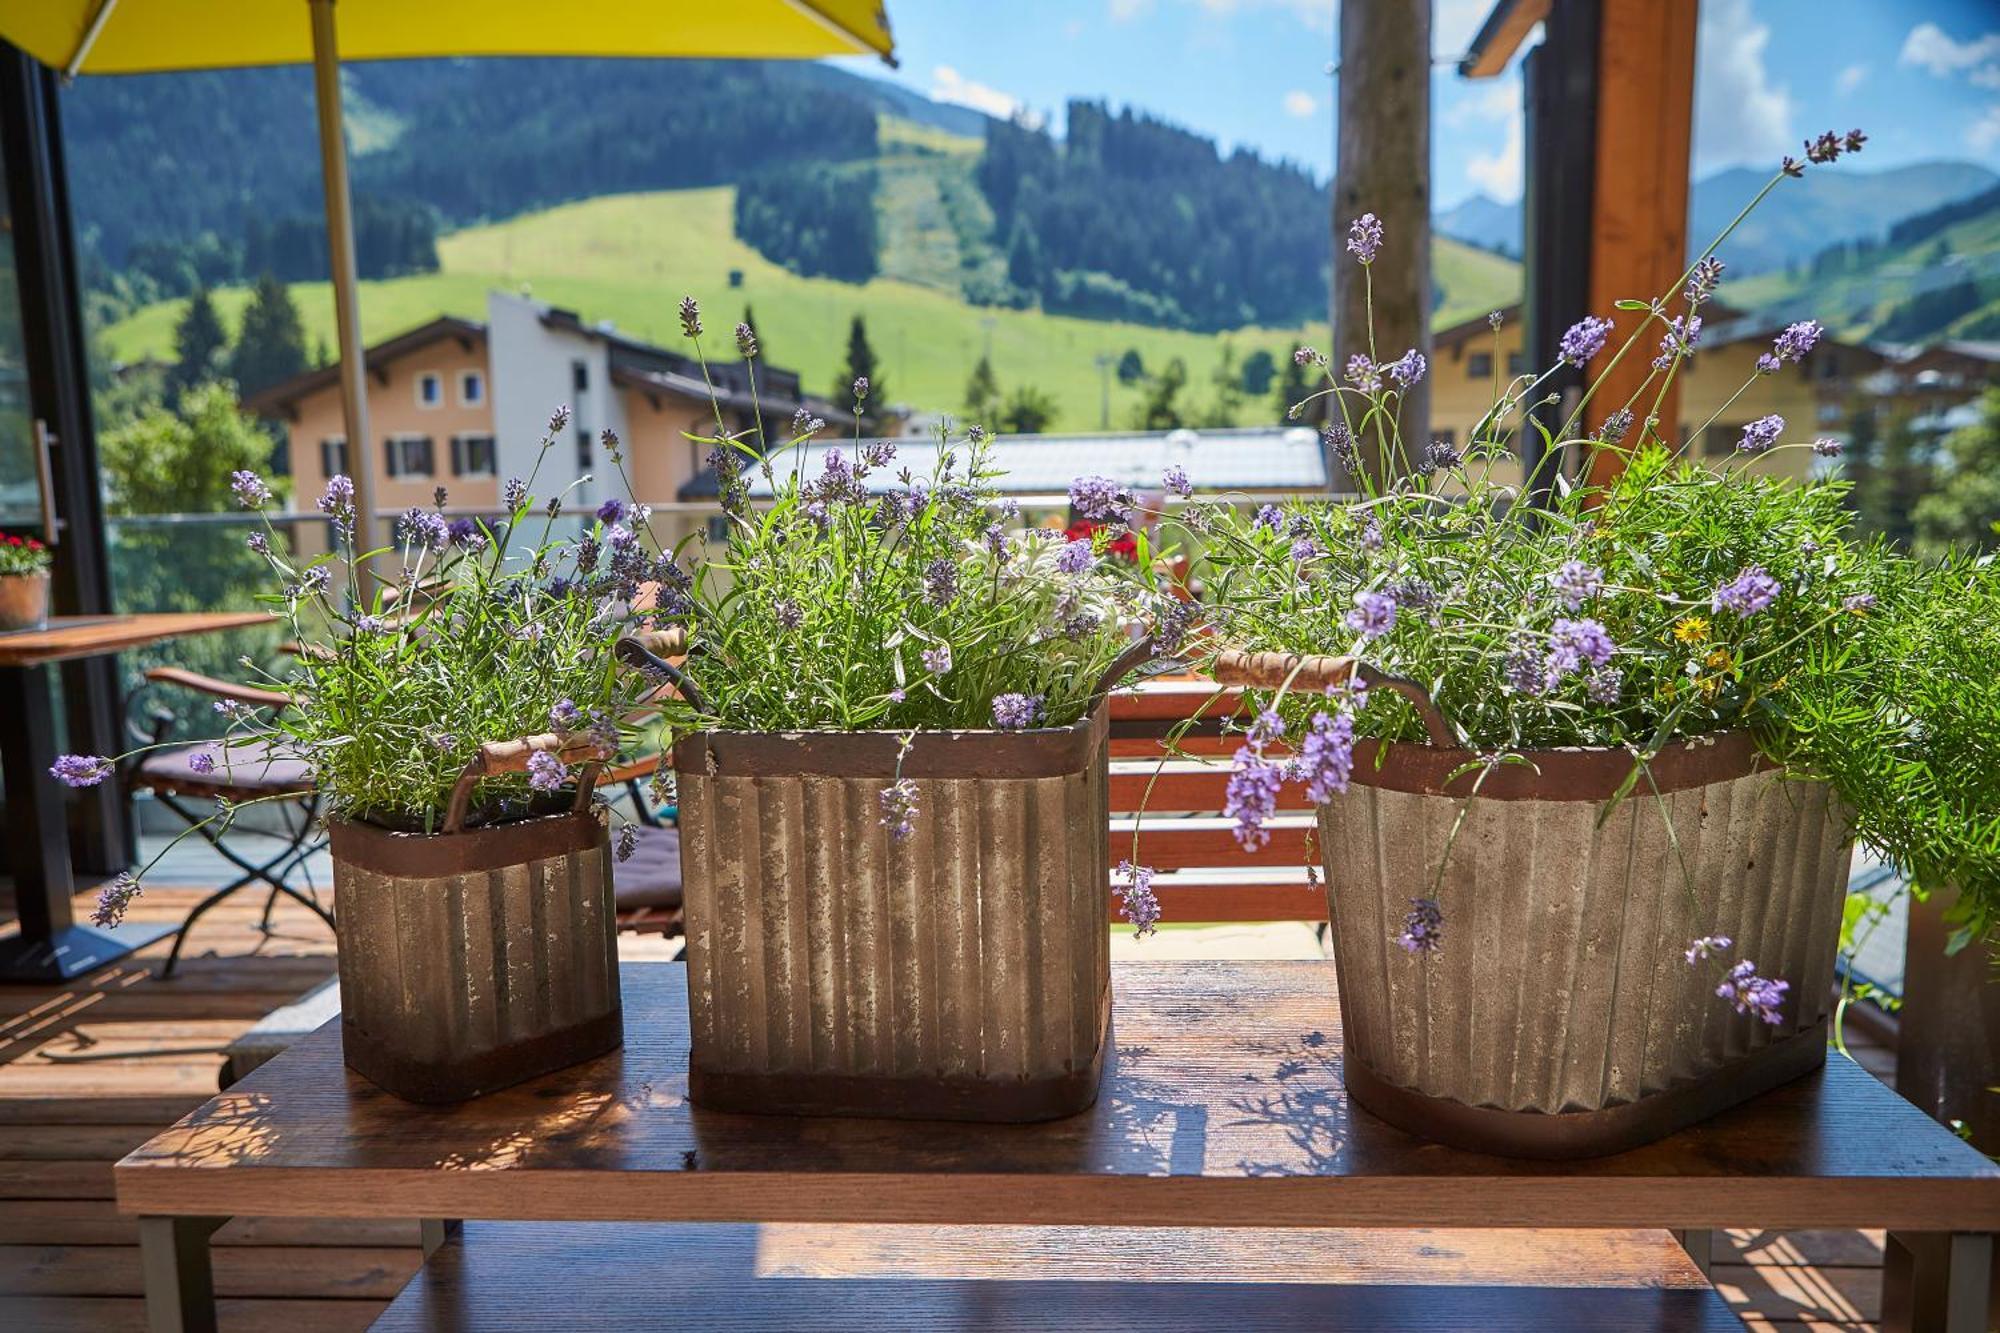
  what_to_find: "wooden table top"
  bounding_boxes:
[115,961,2000,1230]
[0,611,271,667]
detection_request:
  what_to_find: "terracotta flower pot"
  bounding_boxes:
[0,571,50,632]
[1214,649,1852,1159]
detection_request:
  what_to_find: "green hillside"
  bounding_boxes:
[102,186,1520,433]
[1722,208,2000,342]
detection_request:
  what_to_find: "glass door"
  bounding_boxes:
[0,116,45,536]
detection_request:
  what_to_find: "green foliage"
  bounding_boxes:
[1913,388,2000,555]
[1131,356,1189,430]
[0,534,51,575]
[1240,348,1277,397]
[999,384,1059,435]
[1199,344,1244,428]
[166,288,226,403]
[837,313,887,415]
[1004,215,1043,294]
[228,274,307,397]
[1850,411,1935,547]
[962,355,1000,421]
[734,164,880,283]
[1274,350,1316,426]
[1115,348,1146,385]
[101,381,281,516]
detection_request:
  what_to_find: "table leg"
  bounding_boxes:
[1946,1233,1994,1333]
[1672,1229,1713,1278]
[138,1215,225,1333]
[1885,1230,1996,1333]
[0,662,174,982]
[420,1217,462,1259]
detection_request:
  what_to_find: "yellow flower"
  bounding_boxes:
[1705,647,1733,670]
[1698,674,1723,700]
[1673,616,1710,645]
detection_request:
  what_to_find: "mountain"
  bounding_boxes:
[1434,162,1999,277]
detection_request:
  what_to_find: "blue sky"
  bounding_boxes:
[834,0,2000,209]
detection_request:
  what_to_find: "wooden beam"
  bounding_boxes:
[1459,0,1552,79]
[1584,0,1697,488]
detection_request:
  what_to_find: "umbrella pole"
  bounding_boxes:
[308,0,379,590]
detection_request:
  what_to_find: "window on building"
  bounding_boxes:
[417,372,443,408]
[707,514,731,545]
[451,434,496,477]
[320,438,347,478]
[1705,423,1743,458]
[1433,428,1456,447]
[1467,351,1493,379]
[460,370,485,405]
[1506,351,1527,376]
[385,435,435,477]
[576,425,592,474]
[572,360,589,393]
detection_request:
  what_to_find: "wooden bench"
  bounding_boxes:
[373,1220,1737,1330]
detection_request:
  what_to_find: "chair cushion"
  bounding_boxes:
[613,824,683,912]
[136,739,314,798]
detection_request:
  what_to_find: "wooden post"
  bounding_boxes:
[1582,0,1697,488]
[1333,0,1430,486]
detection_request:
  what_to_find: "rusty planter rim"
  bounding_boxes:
[328,808,606,878]
[1346,729,1772,802]
[672,702,1109,780]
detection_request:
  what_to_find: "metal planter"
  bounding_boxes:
[1321,731,1851,1158]
[329,810,623,1103]
[672,706,1113,1122]
[0,572,49,632]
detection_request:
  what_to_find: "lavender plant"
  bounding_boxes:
[1186,129,1904,1017]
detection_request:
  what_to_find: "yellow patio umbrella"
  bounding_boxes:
[1,1,896,557]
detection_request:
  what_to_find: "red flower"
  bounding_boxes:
[1065,520,1138,564]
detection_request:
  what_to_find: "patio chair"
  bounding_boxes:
[125,666,333,977]
[604,755,684,948]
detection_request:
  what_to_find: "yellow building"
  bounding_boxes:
[1426,304,1879,486]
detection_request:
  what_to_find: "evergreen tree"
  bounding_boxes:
[999,385,1058,435]
[1115,348,1146,385]
[1239,348,1277,397]
[1914,387,2000,556]
[1199,344,1245,428]
[167,286,227,403]
[1839,402,1880,528]
[227,273,307,396]
[837,314,886,420]
[1005,216,1043,297]
[1853,410,1935,548]
[1130,357,1188,431]
[1275,352,1314,424]
[963,355,1000,422]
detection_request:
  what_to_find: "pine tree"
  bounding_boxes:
[1275,352,1314,425]
[167,286,228,403]
[1115,348,1146,385]
[1005,216,1043,297]
[1913,387,2000,556]
[228,274,307,397]
[963,355,1000,422]
[1199,344,1245,428]
[1130,357,1188,431]
[1239,348,1277,397]
[837,314,885,423]
[999,385,1058,435]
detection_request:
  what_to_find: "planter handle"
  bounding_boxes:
[443,734,613,835]
[1091,635,1160,700]
[1210,649,1458,748]
[613,628,710,716]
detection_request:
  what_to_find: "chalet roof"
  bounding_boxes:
[242,316,483,417]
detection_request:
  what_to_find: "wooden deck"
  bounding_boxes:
[1,873,1901,1330]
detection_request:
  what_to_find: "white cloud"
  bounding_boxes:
[1900,22,2000,77]
[1108,0,1151,20]
[1432,0,1496,61]
[1466,113,1523,201]
[1972,65,2000,91]
[1970,105,2000,152]
[1835,63,1868,95]
[1443,76,1518,129]
[929,65,1039,126]
[1282,89,1318,118]
[1692,0,1795,175]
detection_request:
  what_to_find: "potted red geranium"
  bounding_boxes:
[0,533,52,631]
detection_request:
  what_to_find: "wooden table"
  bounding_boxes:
[117,961,2000,1330]
[0,612,270,982]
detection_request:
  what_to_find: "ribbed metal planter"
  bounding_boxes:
[672,706,1114,1122]
[1321,731,1851,1158]
[329,810,623,1103]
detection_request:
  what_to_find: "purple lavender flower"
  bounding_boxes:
[852,375,870,401]
[991,693,1042,730]
[526,750,569,794]
[355,615,387,633]
[1717,959,1789,1025]
[1813,437,1844,457]
[502,477,528,512]
[1296,709,1355,805]
[1713,566,1780,617]
[1684,934,1734,965]
[922,644,952,674]
[1805,130,1842,165]
[1755,353,1782,375]
[1652,314,1703,370]
[1163,464,1193,498]
[983,523,1012,562]
[1841,591,1876,614]
[1548,617,1615,676]
[1559,315,1614,366]
[50,754,113,788]
[678,296,701,339]
[1397,897,1443,956]
[318,474,356,525]
[616,824,638,862]
[862,440,897,469]
[91,872,140,928]
[447,518,483,548]
[1344,590,1397,640]
[1684,257,1725,308]
[1421,439,1462,475]
[398,507,450,551]
[1225,746,1285,852]
[550,699,584,731]
[1585,666,1624,705]
[1346,212,1383,264]
[1384,349,1427,388]
[246,531,270,556]
[1359,517,1384,551]
[1068,475,1131,523]
[792,406,825,439]
[187,749,217,775]
[596,498,627,525]
[1322,421,1359,472]
[923,557,959,606]
[1293,345,1327,367]
[1601,409,1634,446]
[879,778,920,841]
[1252,504,1284,535]
[1844,128,1867,153]
[734,322,758,358]
[1114,861,1162,937]
[1782,155,1805,178]
[230,470,271,509]
[1549,560,1605,611]
[1151,594,1196,654]
[1772,320,1821,364]
[548,404,572,434]
[1343,354,1382,393]
[1055,539,1094,574]
[1289,536,1320,565]
[1505,638,1551,696]
[1737,414,1784,454]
